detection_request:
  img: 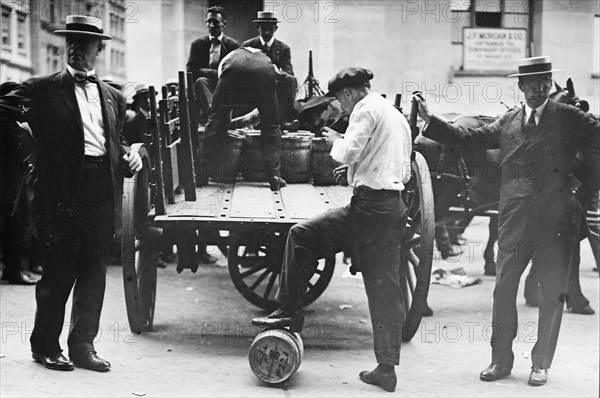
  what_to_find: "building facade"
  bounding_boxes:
[0,0,127,83]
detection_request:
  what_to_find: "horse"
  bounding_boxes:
[415,78,593,276]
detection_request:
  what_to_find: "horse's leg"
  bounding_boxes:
[483,214,498,276]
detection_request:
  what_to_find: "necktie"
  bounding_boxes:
[74,73,98,84]
[209,38,221,69]
[526,109,537,129]
[262,44,270,54]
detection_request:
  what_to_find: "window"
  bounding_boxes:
[451,0,531,73]
[2,6,11,49]
[46,44,60,73]
[17,12,26,52]
[594,14,599,77]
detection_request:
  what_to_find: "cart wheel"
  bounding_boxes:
[400,151,435,342]
[228,241,335,311]
[122,145,161,334]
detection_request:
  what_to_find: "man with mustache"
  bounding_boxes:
[0,15,142,372]
[414,56,600,387]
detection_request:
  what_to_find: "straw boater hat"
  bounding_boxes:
[508,56,561,77]
[253,11,280,23]
[54,15,112,40]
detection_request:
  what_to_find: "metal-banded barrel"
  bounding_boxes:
[310,137,342,186]
[281,131,314,183]
[248,328,304,384]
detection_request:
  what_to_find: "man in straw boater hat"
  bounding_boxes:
[0,15,142,372]
[242,11,299,130]
[253,67,413,393]
[413,56,599,386]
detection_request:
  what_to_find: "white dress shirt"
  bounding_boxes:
[330,93,412,191]
[524,98,548,126]
[67,65,106,156]
[209,33,224,69]
[259,36,275,49]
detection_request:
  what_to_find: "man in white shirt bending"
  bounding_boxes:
[253,67,412,393]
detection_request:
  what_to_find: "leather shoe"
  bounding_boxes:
[480,363,511,381]
[252,307,304,332]
[32,352,74,371]
[568,304,595,315]
[528,366,548,386]
[29,265,44,275]
[359,369,397,392]
[71,351,111,372]
[4,271,37,285]
[269,176,287,191]
[441,245,463,259]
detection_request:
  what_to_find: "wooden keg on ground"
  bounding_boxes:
[281,131,314,183]
[248,328,304,384]
[311,137,342,185]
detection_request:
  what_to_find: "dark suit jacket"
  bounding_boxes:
[242,37,294,76]
[424,99,600,237]
[186,35,240,81]
[123,109,148,146]
[0,70,131,240]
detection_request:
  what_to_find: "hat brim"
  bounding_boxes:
[508,68,561,77]
[54,30,112,40]
[253,19,280,23]
[133,90,158,98]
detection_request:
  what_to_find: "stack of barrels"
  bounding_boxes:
[214,129,342,185]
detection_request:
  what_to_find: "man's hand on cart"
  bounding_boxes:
[333,165,349,186]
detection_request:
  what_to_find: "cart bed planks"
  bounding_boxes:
[152,182,353,228]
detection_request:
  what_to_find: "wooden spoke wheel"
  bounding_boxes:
[122,144,161,334]
[228,238,336,311]
[400,151,435,342]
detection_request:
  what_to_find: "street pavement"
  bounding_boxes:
[1,217,598,397]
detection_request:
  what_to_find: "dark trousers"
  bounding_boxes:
[195,76,218,123]
[276,73,298,123]
[276,187,407,365]
[491,199,577,369]
[30,158,114,356]
[199,79,282,181]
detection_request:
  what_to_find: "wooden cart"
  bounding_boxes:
[121,72,435,342]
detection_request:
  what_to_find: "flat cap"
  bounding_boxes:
[326,67,373,96]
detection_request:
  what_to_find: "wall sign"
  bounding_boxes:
[463,28,527,71]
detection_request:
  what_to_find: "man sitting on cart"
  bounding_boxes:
[252,67,413,393]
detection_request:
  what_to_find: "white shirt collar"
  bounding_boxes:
[67,64,96,78]
[259,36,275,47]
[524,98,548,123]
[209,33,224,42]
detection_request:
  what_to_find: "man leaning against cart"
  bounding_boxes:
[0,15,142,372]
[252,67,413,393]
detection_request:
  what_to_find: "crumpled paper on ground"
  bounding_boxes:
[431,267,482,288]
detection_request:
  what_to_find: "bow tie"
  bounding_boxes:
[73,73,98,84]
[210,37,221,45]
